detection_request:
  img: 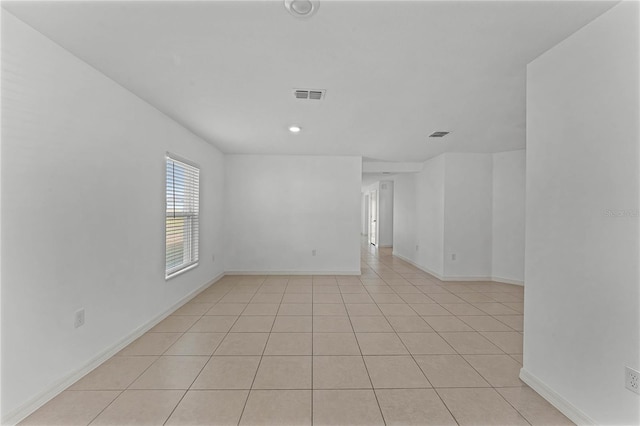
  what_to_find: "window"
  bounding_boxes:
[165,154,199,278]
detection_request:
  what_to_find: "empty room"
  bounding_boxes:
[1,0,638,425]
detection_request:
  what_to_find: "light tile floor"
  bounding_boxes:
[21,243,573,425]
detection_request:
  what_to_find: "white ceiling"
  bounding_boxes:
[3,0,616,162]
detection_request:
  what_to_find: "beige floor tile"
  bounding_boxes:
[399,293,434,304]
[485,292,523,303]
[511,353,524,364]
[242,303,279,316]
[165,390,248,426]
[438,388,528,425]
[423,316,474,332]
[364,356,430,388]
[253,356,311,389]
[350,316,394,332]
[313,390,384,426]
[366,285,395,294]
[240,390,311,425]
[313,316,353,332]
[410,304,451,316]
[313,356,372,389]
[191,356,260,389]
[313,286,341,294]
[356,333,409,355]
[497,386,574,425]
[377,303,417,316]
[219,293,254,303]
[19,391,119,426]
[392,286,422,294]
[286,285,313,294]
[69,356,156,390]
[494,315,524,331]
[370,293,405,304]
[272,316,312,332]
[313,293,344,303]
[165,332,225,355]
[473,302,521,315]
[463,354,525,387]
[457,292,497,303]
[215,333,269,355]
[278,303,312,316]
[428,293,466,303]
[172,303,214,316]
[375,389,457,426]
[440,332,504,354]
[503,302,525,313]
[313,303,348,316]
[313,332,361,355]
[346,304,383,316]
[205,303,247,316]
[341,293,374,303]
[459,315,513,331]
[117,333,182,356]
[440,303,487,316]
[386,316,434,332]
[90,390,185,425]
[129,356,208,389]
[189,316,238,332]
[282,293,312,303]
[398,333,456,355]
[251,293,283,304]
[480,331,523,354]
[230,315,275,332]
[414,355,490,388]
[264,332,312,355]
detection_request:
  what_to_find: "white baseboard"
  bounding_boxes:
[225,270,361,276]
[392,252,525,285]
[519,368,596,425]
[392,252,445,280]
[2,272,225,426]
[491,276,524,286]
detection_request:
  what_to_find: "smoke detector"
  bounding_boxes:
[284,0,320,18]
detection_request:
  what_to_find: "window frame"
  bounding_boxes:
[165,153,200,280]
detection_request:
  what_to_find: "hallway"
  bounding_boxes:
[22,243,571,425]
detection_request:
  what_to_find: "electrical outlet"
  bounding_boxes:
[74,308,85,329]
[451,253,456,261]
[626,366,639,394]
[312,249,317,256]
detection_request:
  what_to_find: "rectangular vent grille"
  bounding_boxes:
[429,131,450,138]
[294,89,325,100]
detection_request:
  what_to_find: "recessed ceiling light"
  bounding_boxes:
[289,126,302,133]
[284,0,319,18]
[429,131,450,138]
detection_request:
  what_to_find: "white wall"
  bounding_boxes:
[224,155,361,274]
[391,173,417,261]
[524,2,639,424]
[443,153,493,279]
[1,12,226,420]
[492,150,525,284]
[377,180,394,247]
[393,156,445,277]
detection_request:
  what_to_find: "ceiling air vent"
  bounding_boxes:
[429,131,450,138]
[294,89,326,100]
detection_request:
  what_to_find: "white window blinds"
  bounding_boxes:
[165,155,199,278]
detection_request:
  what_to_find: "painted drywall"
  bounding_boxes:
[392,156,445,277]
[524,2,639,424]
[1,12,225,420]
[443,153,493,279]
[377,181,394,247]
[391,173,417,262]
[224,155,361,274]
[492,150,525,284]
